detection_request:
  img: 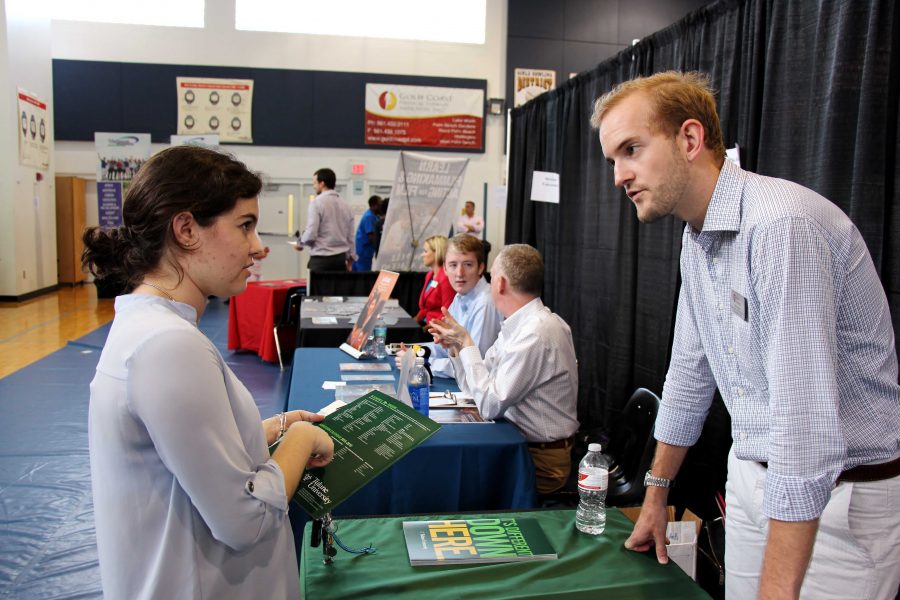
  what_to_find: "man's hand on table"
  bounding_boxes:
[624,489,672,564]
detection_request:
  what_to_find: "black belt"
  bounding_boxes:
[758,456,900,483]
[528,436,575,450]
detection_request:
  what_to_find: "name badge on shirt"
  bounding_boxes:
[731,290,748,321]
[429,280,439,290]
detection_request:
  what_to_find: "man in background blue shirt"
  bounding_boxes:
[353,195,382,271]
[593,71,899,599]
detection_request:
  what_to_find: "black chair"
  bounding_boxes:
[538,388,660,508]
[273,285,306,369]
[605,388,660,507]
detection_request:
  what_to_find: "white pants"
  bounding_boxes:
[724,449,900,600]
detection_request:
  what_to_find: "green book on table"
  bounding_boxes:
[293,390,441,518]
[403,518,558,566]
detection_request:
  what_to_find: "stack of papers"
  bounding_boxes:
[311,316,339,325]
[428,392,490,423]
[342,374,395,382]
[339,363,392,372]
[430,408,492,424]
[336,383,397,403]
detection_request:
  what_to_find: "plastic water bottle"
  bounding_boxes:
[576,443,609,535]
[408,357,430,417]
[373,318,388,359]
[363,334,376,357]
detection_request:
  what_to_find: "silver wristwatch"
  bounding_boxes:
[644,470,674,488]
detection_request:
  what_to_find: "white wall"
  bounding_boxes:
[0,0,56,297]
[51,0,509,279]
[0,3,11,294]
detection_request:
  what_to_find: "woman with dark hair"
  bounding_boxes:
[414,234,455,326]
[82,146,333,598]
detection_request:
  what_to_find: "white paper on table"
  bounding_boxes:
[311,316,339,325]
[339,362,392,372]
[322,296,344,303]
[395,350,416,407]
[322,381,347,390]
[335,384,397,403]
[341,374,395,381]
[530,171,560,204]
[317,400,347,416]
[338,343,364,359]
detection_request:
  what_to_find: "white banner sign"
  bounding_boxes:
[365,83,484,150]
[374,151,470,272]
[17,88,50,169]
[177,77,253,143]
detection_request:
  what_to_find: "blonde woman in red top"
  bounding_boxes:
[415,235,455,325]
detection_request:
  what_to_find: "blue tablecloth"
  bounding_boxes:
[286,348,538,556]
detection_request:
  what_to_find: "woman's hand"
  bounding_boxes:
[271,421,335,496]
[265,410,325,445]
[286,410,324,426]
[294,422,334,468]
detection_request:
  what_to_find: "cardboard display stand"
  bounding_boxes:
[620,506,702,581]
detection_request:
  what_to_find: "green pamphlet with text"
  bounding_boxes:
[403,518,558,566]
[294,390,441,518]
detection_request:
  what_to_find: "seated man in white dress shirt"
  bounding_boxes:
[429,244,580,494]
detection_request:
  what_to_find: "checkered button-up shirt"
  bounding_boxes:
[657,159,900,521]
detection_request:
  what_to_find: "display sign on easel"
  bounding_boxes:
[373,151,469,272]
[340,270,400,358]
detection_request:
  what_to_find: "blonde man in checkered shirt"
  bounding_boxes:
[594,71,899,600]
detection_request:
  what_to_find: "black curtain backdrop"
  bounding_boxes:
[506,0,898,515]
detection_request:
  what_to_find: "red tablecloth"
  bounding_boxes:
[227,279,305,362]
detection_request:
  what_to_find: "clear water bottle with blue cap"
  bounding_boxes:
[408,356,430,417]
[373,318,388,359]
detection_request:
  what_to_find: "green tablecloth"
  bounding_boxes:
[300,509,709,599]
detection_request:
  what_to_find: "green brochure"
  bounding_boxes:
[402,518,558,566]
[293,390,441,518]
